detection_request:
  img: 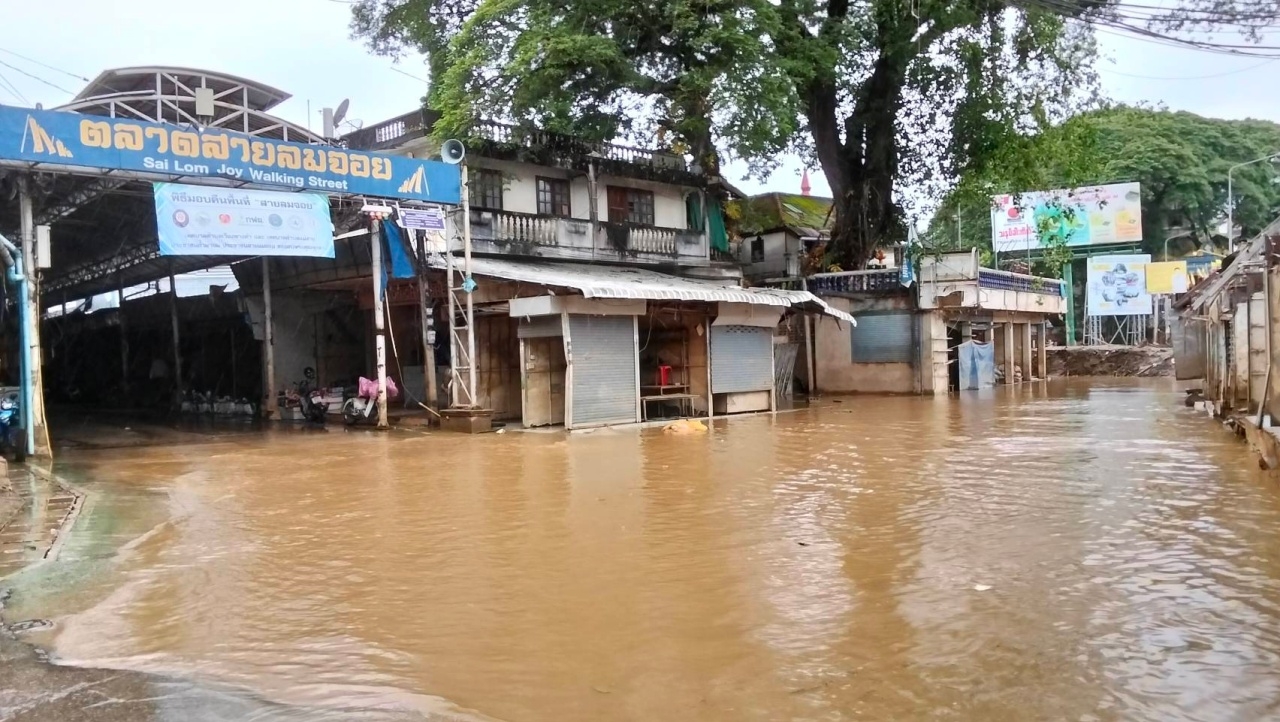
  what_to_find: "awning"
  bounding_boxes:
[427,255,856,325]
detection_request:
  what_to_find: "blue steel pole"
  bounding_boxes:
[0,233,33,455]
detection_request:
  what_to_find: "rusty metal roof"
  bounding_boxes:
[428,255,856,324]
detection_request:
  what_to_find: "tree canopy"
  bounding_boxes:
[351,0,1110,267]
[928,106,1280,262]
[348,0,1280,269]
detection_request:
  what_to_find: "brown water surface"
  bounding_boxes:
[8,380,1280,721]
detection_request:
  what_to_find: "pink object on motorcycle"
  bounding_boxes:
[357,376,399,400]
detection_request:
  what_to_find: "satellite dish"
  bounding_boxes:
[441,139,465,165]
[332,98,350,129]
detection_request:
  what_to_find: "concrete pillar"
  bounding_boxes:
[1021,323,1033,383]
[1038,322,1049,380]
[1003,322,1015,385]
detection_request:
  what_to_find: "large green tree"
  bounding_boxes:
[930,107,1280,261]
[350,0,1109,268]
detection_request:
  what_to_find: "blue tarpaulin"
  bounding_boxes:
[383,222,416,279]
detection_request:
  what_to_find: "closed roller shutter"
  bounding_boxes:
[711,325,773,393]
[850,312,913,363]
[568,315,637,427]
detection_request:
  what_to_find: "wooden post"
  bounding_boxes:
[416,230,438,411]
[169,265,183,407]
[801,277,817,398]
[117,273,129,395]
[262,257,276,418]
[371,220,389,429]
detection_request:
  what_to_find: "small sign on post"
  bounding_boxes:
[399,207,446,231]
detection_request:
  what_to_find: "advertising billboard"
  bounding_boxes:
[991,182,1143,253]
[1144,260,1190,295]
[1086,254,1153,316]
[0,105,461,203]
[153,183,335,258]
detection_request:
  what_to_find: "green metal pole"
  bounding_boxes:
[1063,260,1076,347]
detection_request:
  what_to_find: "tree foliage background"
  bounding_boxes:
[928,107,1280,263]
[348,0,1280,269]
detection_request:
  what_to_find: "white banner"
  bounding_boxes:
[1087,254,1153,316]
[154,183,335,258]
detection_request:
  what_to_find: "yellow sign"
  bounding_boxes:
[1145,261,1189,294]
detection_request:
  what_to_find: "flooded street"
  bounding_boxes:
[5,379,1280,721]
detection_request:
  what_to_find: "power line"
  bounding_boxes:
[0,47,90,82]
[1098,56,1276,79]
[0,70,29,104]
[0,59,73,95]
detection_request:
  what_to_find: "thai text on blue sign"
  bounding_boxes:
[0,105,461,204]
[399,207,446,231]
[154,183,335,258]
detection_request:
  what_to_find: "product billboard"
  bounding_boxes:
[1086,254,1153,316]
[991,182,1143,253]
[1144,261,1190,295]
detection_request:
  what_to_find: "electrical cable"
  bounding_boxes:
[0,59,73,95]
[0,70,28,104]
[0,47,89,82]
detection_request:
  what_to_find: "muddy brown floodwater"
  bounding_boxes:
[5,379,1280,721]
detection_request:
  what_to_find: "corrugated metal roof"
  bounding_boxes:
[1185,215,1280,312]
[428,256,856,325]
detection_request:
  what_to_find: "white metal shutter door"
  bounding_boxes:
[710,325,773,393]
[568,315,637,427]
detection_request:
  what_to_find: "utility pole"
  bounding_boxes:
[1228,151,1280,252]
[18,176,49,457]
[371,218,389,429]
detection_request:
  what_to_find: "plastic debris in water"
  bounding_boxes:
[663,419,708,435]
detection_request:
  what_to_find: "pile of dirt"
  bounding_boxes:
[1047,345,1174,377]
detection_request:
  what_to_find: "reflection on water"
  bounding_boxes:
[8,379,1280,721]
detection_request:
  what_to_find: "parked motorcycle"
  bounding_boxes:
[342,376,399,426]
[296,367,329,425]
[0,388,26,462]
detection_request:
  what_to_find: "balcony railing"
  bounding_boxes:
[978,269,1065,296]
[808,268,902,294]
[473,119,689,174]
[342,109,434,151]
[490,210,560,247]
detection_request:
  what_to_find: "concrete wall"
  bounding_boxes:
[738,230,796,279]
[245,290,365,396]
[1270,268,1280,422]
[811,296,916,394]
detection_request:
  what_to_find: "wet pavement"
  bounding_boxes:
[3,379,1280,721]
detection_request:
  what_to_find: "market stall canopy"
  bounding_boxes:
[427,255,856,325]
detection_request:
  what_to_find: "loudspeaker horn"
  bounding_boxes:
[441,139,466,165]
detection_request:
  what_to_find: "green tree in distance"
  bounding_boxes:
[929,107,1280,265]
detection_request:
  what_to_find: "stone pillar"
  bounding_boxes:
[1021,323,1033,383]
[1003,322,1015,384]
[1038,322,1049,380]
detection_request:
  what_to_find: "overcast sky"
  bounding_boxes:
[2,0,1276,202]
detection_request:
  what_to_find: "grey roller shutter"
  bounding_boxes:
[850,312,913,363]
[711,325,773,393]
[568,315,637,427]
